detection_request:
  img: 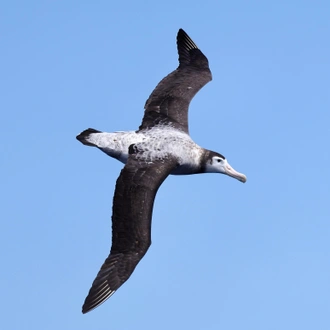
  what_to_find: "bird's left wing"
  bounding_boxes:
[139,29,212,134]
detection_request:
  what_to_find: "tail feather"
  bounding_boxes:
[76,128,101,146]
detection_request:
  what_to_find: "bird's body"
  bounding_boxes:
[77,29,246,314]
[78,126,206,174]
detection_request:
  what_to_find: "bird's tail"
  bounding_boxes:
[76,128,101,146]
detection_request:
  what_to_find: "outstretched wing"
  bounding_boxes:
[139,29,212,133]
[82,150,178,313]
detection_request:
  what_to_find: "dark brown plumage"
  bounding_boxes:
[139,29,212,133]
[82,152,178,313]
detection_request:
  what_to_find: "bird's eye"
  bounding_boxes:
[217,158,222,163]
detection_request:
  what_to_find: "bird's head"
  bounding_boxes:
[204,151,247,183]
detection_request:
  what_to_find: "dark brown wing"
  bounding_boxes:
[82,150,178,314]
[139,29,212,134]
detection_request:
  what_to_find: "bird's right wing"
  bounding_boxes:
[82,147,178,313]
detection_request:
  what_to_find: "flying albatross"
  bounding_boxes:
[77,29,246,314]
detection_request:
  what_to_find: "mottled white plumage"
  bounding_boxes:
[84,130,144,163]
[82,126,205,174]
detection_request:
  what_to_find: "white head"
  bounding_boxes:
[204,152,247,183]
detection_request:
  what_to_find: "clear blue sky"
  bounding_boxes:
[2,1,330,329]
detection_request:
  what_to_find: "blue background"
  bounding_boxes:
[2,1,330,329]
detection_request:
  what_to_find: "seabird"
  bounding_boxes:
[77,29,246,314]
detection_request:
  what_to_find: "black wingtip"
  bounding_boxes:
[177,29,198,49]
[176,29,209,69]
[82,289,116,314]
